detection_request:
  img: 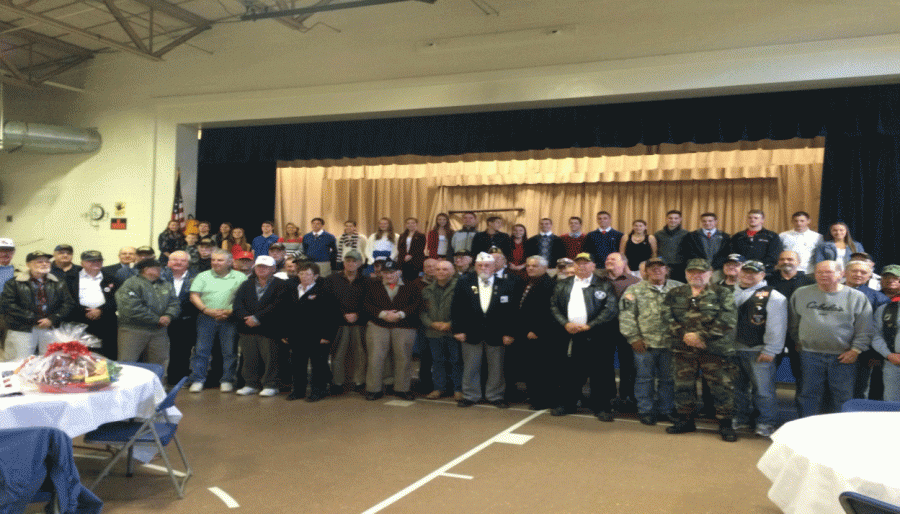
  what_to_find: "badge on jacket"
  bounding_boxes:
[594,291,606,300]
[500,295,509,303]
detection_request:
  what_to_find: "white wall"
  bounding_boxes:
[0,24,898,269]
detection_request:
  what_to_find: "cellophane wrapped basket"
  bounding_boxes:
[15,323,122,393]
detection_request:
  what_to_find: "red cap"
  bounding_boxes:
[234,250,254,260]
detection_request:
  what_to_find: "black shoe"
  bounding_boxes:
[718,419,738,442]
[353,384,366,393]
[616,398,638,413]
[551,406,569,417]
[596,411,615,422]
[330,384,345,396]
[397,391,415,401]
[365,391,384,401]
[666,419,697,434]
[491,400,510,409]
[457,399,475,408]
[286,392,305,401]
[639,413,657,426]
[306,393,325,403]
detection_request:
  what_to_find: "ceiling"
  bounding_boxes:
[0,0,898,90]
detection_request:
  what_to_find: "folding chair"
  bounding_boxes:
[840,491,900,514]
[118,361,165,380]
[83,376,192,498]
[841,399,900,413]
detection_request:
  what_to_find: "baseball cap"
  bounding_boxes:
[54,244,74,253]
[574,252,592,262]
[475,252,494,263]
[645,257,667,267]
[135,258,162,271]
[685,258,712,272]
[487,246,503,255]
[741,260,765,273]
[882,264,900,277]
[724,254,745,264]
[234,250,254,260]
[80,250,103,262]
[556,257,574,268]
[344,250,363,262]
[136,246,155,255]
[453,250,471,257]
[268,242,285,251]
[0,238,14,249]
[198,237,215,246]
[26,250,51,262]
[381,259,398,271]
[254,255,276,267]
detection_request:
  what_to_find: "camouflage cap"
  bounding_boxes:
[685,258,712,272]
[645,257,667,267]
[80,250,103,262]
[882,264,900,277]
[741,260,765,273]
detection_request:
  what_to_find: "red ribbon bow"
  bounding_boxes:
[45,341,91,358]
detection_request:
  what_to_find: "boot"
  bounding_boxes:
[666,415,696,434]
[719,418,738,442]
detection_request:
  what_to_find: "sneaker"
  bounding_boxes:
[718,419,738,442]
[639,413,657,426]
[235,386,260,396]
[755,424,776,438]
[666,419,697,434]
[596,411,615,422]
[551,406,569,417]
[732,418,751,431]
[189,382,204,393]
[457,398,475,408]
[220,382,234,393]
[259,388,279,397]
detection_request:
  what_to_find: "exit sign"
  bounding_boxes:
[111,218,127,230]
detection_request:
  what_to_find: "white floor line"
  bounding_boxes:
[420,398,542,413]
[440,472,474,480]
[142,463,187,477]
[384,400,415,407]
[208,486,240,508]
[493,433,533,445]
[361,409,545,514]
[73,454,108,460]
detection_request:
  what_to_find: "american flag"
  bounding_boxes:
[171,171,185,231]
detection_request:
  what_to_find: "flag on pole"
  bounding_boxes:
[171,170,185,231]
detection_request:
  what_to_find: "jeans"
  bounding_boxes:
[733,350,778,426]
[428,335,462,392]
[883,361,900,402]
[798,350,857,417]
[632,347,674,416]
[188,314,238,384]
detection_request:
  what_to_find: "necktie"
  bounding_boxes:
[706,232,712,239]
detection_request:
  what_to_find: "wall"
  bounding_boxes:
[0,20,897,268]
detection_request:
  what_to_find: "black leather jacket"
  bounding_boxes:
[1,273,74,332]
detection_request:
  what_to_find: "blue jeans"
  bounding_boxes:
[883,361,900,402]
[632,347,674,415]
[734,350,778,426]
[428,335,462,392]
[188,314,238,384]
[798,351,857,417]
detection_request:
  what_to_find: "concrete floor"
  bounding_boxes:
[65,389,787,514]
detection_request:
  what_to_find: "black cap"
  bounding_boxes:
[487,246,503,254]
[198,237,214,246]
[26,250,51,262]
[381,259,398,271]
[724,254,745,264]
[645,257,667,267]
[135,258,162,271]
[741,260,765,273]
[454,250,471,257]
[54,244,74,253]
[268,242,285,251]
[136,246,155,255]
[80,250,103,262]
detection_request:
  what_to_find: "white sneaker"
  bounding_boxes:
[259,388,279,397]
[189,382,204,393]
[220,382,234,393]
[755,424,776,438]
[236,386,260,396]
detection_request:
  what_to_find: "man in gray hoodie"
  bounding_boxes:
[789,260,873,417]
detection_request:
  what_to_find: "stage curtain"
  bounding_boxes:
[276,138,823,238]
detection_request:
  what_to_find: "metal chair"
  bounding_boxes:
[118,361,165,380]
[841,399,900,413]
[840,491,900,514]
[83,376,192,498]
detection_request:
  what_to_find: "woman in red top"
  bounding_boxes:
[227,227,252,256]
[509,223,528,279]
[282,222,302,256]
[425,213,455,261]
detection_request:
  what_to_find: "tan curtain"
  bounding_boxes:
[276,137,823,237]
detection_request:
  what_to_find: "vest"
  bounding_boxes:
[735,286,772,347]
[882,302,899,353]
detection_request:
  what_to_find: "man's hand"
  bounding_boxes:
[158,316,172,327]
[432,321,451,332]
[838,350,859,364]
[527,331,538,340]
[631,339,647,354]
[887,353,900,366]
[320,339,330,345]
[454,333,466,343]
[502,335,514,346]
[85,308,102,320]
[564,322,582,335]
[404,254,412,262]
[244,316,260,327]
[757,353,775,363]
[383,311,401,323]
[683,332,706,349]
[344,313,358,324]
[36,318,52,329]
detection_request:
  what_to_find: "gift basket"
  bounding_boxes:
[15,323,122,393]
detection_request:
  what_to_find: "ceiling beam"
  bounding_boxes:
[0,20,93,57]
[0,2,162,61]
[36,55,92,82]
[241,0,436,22]
[129,0,211,28]
[0,53,26,82]
[103,0,150,53]
[0,72,38,90]
[151,25,209,57]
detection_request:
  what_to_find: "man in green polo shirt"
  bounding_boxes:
[187,249,247,393]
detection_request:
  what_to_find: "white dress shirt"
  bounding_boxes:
[567,276,591,325]
[779,229,823,273]
[78,270,105,309]
[478,276,494,313]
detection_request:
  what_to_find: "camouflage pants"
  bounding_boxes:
[673,351,736,419]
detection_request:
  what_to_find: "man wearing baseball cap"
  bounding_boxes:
[115,258,180,371]
[50,244,82,293]
[872,264,900,401]
[233,255,290,397]
[0,238,16,290]
[0,251,74,361]
[115,246,155,286]
[662,258,739,441]
[732,260,787,438]
[69,250,119,359]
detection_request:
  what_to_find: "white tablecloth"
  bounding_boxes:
[757,412,900,514]
[0,363,181,438]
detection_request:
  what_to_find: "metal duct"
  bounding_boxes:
[2,121,101,153]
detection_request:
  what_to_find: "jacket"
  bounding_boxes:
[812,240,865,267]
[517,273,558,340]
[523,234,567,268]
[662,283,737,356]
[286,277,341,342]
[420,276,458,338]
[0,272,74,332]
[729,228,783,274]
[232,276,291,339]
[65,271,118,325]
[115,275,180,330]
[451,273,518,345]
[619,279,684,349]
[161,267,198,320]
[397,231,427,271]
[682,229,731,269]
[363,279,422,330]
[549,275,618,333]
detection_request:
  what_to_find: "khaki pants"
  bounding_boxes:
[365,322,415,394]
[118,326,171,373]
[331,325,366,387]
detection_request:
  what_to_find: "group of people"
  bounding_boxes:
[0,207,897,444]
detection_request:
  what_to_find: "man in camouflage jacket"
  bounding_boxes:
[619,257,683,425]
[661,258,739,441]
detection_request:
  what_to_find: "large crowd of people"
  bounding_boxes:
[0,208,896,443]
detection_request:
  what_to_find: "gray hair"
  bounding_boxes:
[526,255,548,268]
[815,260,843,274]
[211,249,234,263]
[846,260,872,272]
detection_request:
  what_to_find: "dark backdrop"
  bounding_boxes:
[197,83,900,268]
